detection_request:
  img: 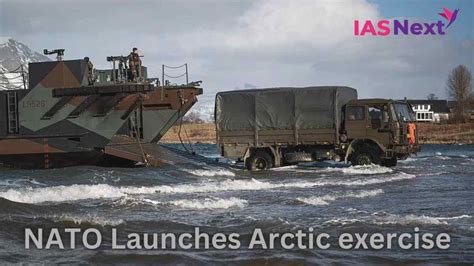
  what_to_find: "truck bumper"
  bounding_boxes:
[393,144,421,157]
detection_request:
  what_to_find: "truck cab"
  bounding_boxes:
[342,99,420,166]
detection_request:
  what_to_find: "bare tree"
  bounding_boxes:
[447,65,472,123]
[427,93,438,100]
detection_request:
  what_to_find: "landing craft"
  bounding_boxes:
[0,49,203,169]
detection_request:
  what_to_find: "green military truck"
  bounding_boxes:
[215,86,420,170]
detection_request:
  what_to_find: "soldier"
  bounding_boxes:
[128,47,142,82]
[84,57,94,85]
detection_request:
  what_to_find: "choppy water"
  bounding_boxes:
[0,144,473,264]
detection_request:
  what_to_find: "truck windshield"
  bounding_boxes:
[393,103,415,122]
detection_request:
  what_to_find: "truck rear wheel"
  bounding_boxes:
[350,146,381,166]
[246,150,273,171]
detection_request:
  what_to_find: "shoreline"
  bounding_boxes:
[160,122,474,145]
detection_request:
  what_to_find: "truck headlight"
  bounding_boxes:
[339,134,347,142]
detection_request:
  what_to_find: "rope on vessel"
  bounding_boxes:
[130,106,150,167]
[163,63,187,69]
[164,73,187,79]
[177,107,196,155]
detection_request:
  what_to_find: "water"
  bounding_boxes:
[0,144,472,264]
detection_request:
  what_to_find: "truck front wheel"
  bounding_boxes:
[246,150,273,171]
[381,157,397,167]
[350,146,381,166]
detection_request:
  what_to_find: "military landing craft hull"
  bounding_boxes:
[0,57,202,169]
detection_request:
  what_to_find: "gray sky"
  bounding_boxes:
[1,0,473,113]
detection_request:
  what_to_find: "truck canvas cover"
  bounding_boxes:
[215,86,357,131]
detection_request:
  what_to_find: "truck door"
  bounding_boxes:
[366,105,391,145]
[345,105,367,140]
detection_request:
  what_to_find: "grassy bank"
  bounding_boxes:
[160,122,474,144]
[161,123,216,144]
[416,122,474,144]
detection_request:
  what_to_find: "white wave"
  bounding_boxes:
[52,214,124,226]
[323,218,362,226]
[0,172,415,204]
[111,195,152,207]
[167,197,248,209]
[26,179,45,186]
[272,164,393,175]
[341,165,393,175]
[434,214,472,220]
[144,179,276,194]
[141,197,247,210]
[399,157,417,163]
[425,171,449,176]
[339,173,415,186]
[142,198,161,205]
[0,179,45,188]
[271,165,299,171]
[182,168,236,177]
[298,195,337,206]
[324,213,460,227]
[375,214,449,225]
[0,184,126,204]
[298,189,383,206]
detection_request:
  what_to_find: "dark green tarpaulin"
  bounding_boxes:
[215,86,357,131]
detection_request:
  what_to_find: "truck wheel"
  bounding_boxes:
[350,146,381,166]
[246,150,273,171]
[381,157,397,167]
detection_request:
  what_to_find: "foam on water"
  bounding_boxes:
[272,164,393,175]
[0,172,416,204]
[141,179,276,194]
[369,211,472,226]
[374,214,449,225]
[141,197,248,209]
[141,198,161,205]
[52,214,125,226]
[323,213,464,227]
[298,189,384,206]
[0,184,125,204]
[271,165,299,171]
[0,179,45,188]
[149,173,415,194]
[399,157,417,163]
[167,197,248,209]
[182,168,236,177]
[298,195,337,206]
[434,214,472,220]
[340,165,393,175]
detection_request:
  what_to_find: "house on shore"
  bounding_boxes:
[404,100,451,123]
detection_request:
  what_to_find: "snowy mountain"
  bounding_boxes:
[0,38,51,90]
[183,101,215,122]
[184,82,259,122]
